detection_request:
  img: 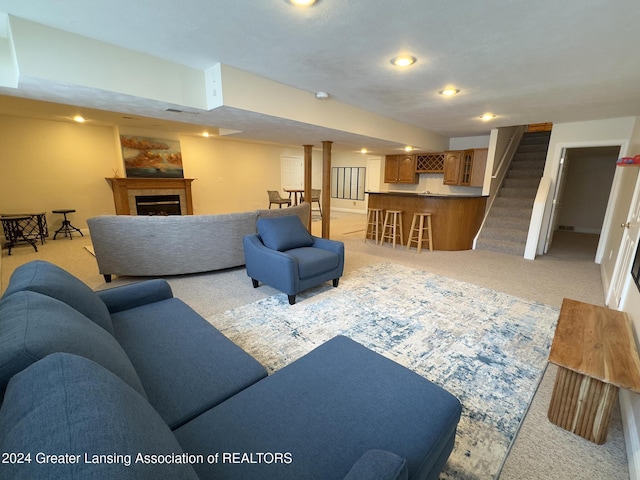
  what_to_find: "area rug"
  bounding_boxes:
[208,262,559,480]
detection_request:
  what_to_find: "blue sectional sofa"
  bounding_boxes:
[0,260,462,480]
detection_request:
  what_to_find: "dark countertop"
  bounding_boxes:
[367,191,488,199]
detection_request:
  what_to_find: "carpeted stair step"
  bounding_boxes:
[489,205,533,219]
[483,215,530,232]
[507,170,544,181]
[492,196,534,209]
[516,144,549,154]
[502,177,542,189]
[475,237,526,256]
[498,186,538,198]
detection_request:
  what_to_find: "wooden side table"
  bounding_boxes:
[548,298,640,444]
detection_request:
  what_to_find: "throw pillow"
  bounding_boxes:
[257,215,314,251]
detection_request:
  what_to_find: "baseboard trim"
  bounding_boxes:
[620,390,640,480]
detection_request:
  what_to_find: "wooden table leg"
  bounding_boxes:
[548,365,618,444]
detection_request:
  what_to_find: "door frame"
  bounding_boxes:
[540,140,627,258]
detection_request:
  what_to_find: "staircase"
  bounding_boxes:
[476,131,551,256]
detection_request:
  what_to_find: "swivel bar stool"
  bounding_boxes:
[53,209,84,240]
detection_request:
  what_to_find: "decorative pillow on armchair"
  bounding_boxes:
[257,215,314,251]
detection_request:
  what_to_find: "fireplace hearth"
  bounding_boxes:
[135,195,181,216]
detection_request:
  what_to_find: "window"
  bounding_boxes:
[332,167,365,200]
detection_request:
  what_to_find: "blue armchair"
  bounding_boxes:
[243,215,344,304]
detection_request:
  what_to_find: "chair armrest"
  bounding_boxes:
[312,236,345,276]
[343,450,408,480]
[96,279,174,314]
[243,235,299,295]
[312,236,344,254]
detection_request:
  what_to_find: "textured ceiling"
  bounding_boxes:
[0,0,639,153]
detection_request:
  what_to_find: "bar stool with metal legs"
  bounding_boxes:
[380,210,404,248]
[53,209,84,240]
[365,208,384,244]
[407,212,433,253]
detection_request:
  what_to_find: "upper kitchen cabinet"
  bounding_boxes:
[443,149,488,187]
[384,155,418,184]
[443,151,462,185]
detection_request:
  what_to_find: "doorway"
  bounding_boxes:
[545,146,620,258]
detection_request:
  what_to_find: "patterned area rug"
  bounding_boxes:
[208,263,558,480]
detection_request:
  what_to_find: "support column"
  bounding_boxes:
[322,141,333,239]
[303,145,313,231]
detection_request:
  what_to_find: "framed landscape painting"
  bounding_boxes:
[120,135,183,178]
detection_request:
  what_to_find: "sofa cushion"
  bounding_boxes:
[174,335,461,480]
[0,353,199,480]
[0,291,146,398]
[257,215,314,251]
[2,260,114,334]
[285,246,341,279]
[110,297,267,429]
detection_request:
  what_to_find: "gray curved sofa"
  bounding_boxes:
[87,203,310,282]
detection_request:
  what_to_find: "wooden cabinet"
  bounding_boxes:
[384,155,418,184]
[443,149,487,187]
[469,148,488,187]
[443,151,462,185]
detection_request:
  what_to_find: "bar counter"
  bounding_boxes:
[367,192,487,251]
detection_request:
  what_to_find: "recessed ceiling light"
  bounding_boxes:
[360,148,368,154]
[439,88,460,96]
[288,0,317,6]
[202,132,211,137]
[73,115,85,123]
[480,113,496,121]
[404,146,414,152]
[390,55,417,67]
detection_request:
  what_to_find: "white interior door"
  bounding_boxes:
[281,156,303,190]
[366,157,381,192]
[607,171,640,308]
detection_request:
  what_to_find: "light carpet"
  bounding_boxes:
[208,262,559,480]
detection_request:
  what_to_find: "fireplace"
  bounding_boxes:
[107,178,194,215]
[135,195,181,216]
